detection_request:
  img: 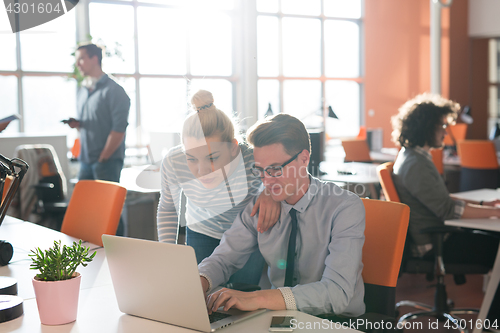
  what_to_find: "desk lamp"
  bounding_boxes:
[0,154,28,323]
[264,103,274,118]
[328,105,338,119]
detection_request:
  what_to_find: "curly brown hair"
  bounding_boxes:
[391,93,460,148]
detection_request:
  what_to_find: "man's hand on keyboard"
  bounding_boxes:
[206,288,286,314]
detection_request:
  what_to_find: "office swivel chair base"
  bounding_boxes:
[396,284,478,333]
[397,309,478,333]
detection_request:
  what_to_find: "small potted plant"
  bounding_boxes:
[30,240,96,325]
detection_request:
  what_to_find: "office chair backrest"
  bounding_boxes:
[443,123,467,146]
[356,126,367,141]
[430,147,444,175]
[457,140,499,169]
[457,140,499,191]
[361,198,410,316]
[341,139,371,162]
[13,144,67,221]
[71,138,81,159]
[376,162,401,202]
[61,180,127,247]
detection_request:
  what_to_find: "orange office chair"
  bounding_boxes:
[457,140,499,191]
[341,139,372,162]
[380,149,491,326]
[60,180,127,247]
[376,162,400,202]
[356,126,367,141]
[318,199,409,331]
[443,123,467,147]
[70,138,81,160]
[361,198,409,318]
[429,147,444,175]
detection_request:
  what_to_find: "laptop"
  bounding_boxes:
[102,235,266,332]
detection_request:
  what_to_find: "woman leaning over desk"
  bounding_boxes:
[156,90,280,286]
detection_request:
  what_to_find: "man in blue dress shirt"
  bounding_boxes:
[198,114,365,317]
[65,43,130,183]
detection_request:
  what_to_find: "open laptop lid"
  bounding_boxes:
[102,235,212,332]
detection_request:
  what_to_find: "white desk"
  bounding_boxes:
[445,189,500,333]
[0,216,361,333]
[369,148,398,163]
[319,162,380,198]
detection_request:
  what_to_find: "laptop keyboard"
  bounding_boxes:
[209,311,232,323]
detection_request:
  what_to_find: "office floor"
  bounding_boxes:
[395,273,486,332]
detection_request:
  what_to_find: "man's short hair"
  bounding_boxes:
[246,114,311,156]
[391,93,460,148]
[77,43,103,66]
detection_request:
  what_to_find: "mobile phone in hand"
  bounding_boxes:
[269,316,294,332]
[61,118,78,124]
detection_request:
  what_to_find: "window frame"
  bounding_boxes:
[254,0,365,136]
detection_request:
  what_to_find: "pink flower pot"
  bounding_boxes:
[32,273,81,325]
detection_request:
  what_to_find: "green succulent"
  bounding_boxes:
[29,240,96,281]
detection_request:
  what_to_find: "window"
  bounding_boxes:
[0,0,363,151]
[87,0,237,146]
[256,0,363,138]
[0,10,77,142]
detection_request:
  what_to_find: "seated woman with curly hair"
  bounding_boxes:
[391,93,500,259]
[391,93,500,319]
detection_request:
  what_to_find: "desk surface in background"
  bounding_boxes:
[319,162,379,184]
[0,216,361,333]
[445,188,500,333]
[120,166,161,193]
[450,188,500,202]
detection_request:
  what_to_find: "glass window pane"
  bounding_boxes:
[138,0,233,10]
[283,80,322,129]
[23,76,77,146]
[140,78,187,135]
[325,20,360,78]
[325,80,360,138]
[324,0,362,19]
[257,16,279,77]
[189,12,232,76]
[258,79,280,120]
[138,7,187,75]
[20,11,76,72]
[0,16,17,71]
[282,18,321,77]
[190,79,233,118]
[0,75,19,134]
[281,0,321,16]
[89,3,135,74]
[114,77,137,147]
[257,0,278,13]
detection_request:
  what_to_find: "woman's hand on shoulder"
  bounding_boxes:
[251,188,281,233]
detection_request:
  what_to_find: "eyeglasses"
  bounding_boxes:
[251,151,301,178]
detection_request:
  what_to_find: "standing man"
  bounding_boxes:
[198,114,365,317]
[65,43,130,183]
